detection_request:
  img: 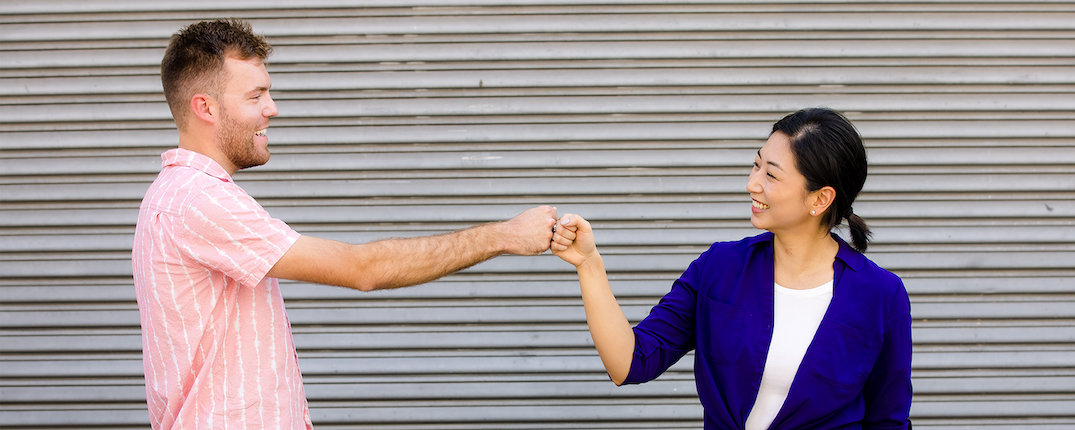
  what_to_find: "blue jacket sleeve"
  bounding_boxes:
[623,247,711,384]
[862,278,914,429]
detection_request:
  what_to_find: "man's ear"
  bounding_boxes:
[189,93,217,125]
[812,185,837,216]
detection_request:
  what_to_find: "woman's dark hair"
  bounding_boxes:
[772,108,872,252]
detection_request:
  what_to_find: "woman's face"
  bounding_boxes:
[746,131,819,233]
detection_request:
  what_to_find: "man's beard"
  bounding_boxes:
[217,108,269,171]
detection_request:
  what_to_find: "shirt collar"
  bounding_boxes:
[746,230,865,273]
[832,233,864,272]
[161,148,233,182]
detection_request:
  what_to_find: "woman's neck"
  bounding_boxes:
[772,229,839,290]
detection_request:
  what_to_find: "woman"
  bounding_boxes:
[552,108,912,429]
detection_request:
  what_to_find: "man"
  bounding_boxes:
[132,19,558,429]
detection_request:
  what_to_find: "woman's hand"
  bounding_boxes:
[551,214,600,268]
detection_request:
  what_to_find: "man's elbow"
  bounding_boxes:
[348,277,380,292]
[347,270,403,292]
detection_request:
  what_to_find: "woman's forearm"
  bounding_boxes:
[550,213,635,384]
[576,256,635,385]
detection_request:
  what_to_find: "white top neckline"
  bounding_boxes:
[774,279,834,297]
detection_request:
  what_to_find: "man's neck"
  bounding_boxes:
[178,131,237,175]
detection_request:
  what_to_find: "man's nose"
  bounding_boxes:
[264,95,279,118]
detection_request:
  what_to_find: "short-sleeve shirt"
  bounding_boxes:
[132,148,310,429]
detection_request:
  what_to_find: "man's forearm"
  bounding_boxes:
[347,222,506,290]
[267,206,557,291]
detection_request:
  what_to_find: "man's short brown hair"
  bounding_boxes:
[160,19,273,129]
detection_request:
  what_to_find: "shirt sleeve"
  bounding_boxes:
[861,277,914,429]
[178,182,300,287]
[623,247,711,384]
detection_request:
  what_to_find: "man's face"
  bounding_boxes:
[215,57,278,171]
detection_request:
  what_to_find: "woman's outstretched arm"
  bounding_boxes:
[551,214,635,384]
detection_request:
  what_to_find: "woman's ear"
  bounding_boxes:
[811,185,836,216]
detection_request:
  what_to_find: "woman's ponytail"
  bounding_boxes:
[846,210,872,253]
[773,108,872,253]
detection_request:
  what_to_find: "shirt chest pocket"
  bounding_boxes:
[699,298,745,365]
[809,318,880,390]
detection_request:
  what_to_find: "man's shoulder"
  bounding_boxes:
[142,165,248,213]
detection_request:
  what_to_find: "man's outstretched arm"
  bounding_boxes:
[266,205,558,291]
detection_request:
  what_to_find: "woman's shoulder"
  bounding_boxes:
[691,232,773,274]
[834,239,907,303]
[845,251,902,286]
[706,231,772,255]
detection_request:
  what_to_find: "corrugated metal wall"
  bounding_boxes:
[2,1,1073,428]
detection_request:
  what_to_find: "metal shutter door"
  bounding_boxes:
[1,1,1073,428]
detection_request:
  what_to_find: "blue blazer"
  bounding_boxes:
[624,232,912,429]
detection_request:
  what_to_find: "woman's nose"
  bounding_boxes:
[746,171,761,193]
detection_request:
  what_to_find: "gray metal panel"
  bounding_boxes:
[1,1,1073,429]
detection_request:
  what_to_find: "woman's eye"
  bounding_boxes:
[767,172,777,179]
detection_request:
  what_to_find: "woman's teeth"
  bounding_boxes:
[753,200,769,210]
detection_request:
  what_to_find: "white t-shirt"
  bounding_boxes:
[744,280,834,430]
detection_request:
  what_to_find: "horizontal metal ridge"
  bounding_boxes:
[5,12,1075,43]
[5,66,1075,96]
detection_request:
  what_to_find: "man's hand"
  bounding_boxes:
[496,205,559,255]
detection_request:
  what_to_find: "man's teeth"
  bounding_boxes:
[753,200,769,210]
[255,129,267,137]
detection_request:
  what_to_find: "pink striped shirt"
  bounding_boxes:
[132,148,311,429]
